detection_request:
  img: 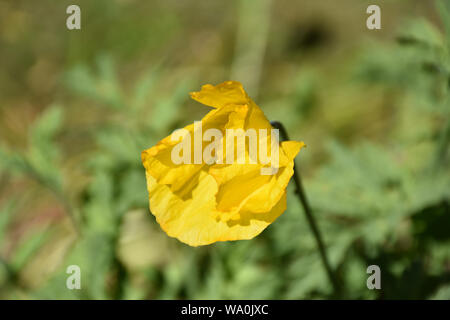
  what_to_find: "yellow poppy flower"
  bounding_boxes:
[141,81,305,246]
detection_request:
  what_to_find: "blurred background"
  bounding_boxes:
[0,0,449,299]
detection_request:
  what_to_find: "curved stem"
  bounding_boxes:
[271,121,340,295]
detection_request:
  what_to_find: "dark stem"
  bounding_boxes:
[271,121,340,295]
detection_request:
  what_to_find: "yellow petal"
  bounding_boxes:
[190,81,249,109]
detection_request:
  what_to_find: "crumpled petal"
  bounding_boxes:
[142,81,305,246]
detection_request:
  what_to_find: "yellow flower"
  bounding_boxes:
[141,81,305,246]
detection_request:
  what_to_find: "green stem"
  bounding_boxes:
[271,121,340,295]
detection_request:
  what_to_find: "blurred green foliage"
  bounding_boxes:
[0,0,449,299]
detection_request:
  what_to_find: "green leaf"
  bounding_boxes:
[131,68,160,111]
[436,0,450,44]
[65,55,124,109]
[10,230,50,272]
[30,106,63,143]
[0,200,15,242]
[429,284,450,300]
[150,79,192,133]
